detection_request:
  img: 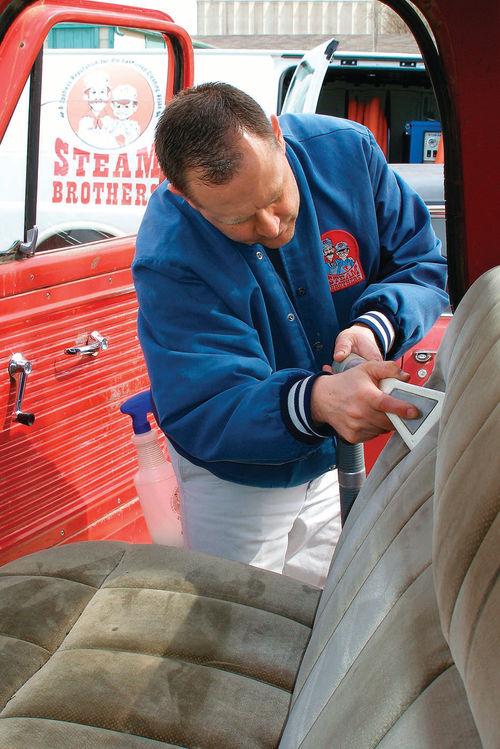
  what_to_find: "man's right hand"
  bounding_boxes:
[310,361,419,443]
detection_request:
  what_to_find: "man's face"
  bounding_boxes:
[176,121,300,248]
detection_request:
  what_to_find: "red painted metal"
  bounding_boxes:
[388,0,500,292]
[0,239,147,564]
[401,314,450,386]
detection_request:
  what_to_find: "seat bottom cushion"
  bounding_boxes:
[0,541,320,748]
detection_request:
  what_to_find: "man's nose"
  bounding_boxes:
[255,209,280,238]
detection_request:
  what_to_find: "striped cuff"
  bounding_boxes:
[281,372,333,443]
[352,310,395,357]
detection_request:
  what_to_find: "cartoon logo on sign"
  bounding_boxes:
[321,229,365,292]
[66,63,155,149]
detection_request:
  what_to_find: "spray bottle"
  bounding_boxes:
[120,391,183,547]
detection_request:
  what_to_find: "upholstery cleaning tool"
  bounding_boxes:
[379,378,444,449]
[333,355,444,524]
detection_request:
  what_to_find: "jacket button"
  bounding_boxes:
[287,313,295,322]
[313,341,323,351]
[256,251,263,260]
[296,287,306,296]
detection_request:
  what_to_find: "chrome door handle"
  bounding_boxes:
[64,330,109,357]
[0,226,38,260]
[8,353,35,426]
[17,226,38,258]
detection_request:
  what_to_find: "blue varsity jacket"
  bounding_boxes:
[132,114,448,487]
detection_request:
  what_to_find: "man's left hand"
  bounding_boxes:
[333,323,383,363]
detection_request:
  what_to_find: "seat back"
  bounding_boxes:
[432,266,500,748]
[280,266,500,748]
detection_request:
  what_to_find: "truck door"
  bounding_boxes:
[0,0,193,563]
[280,39,338,115]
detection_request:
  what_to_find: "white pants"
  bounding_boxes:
[166,439,341,588]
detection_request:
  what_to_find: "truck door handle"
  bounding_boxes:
[17,226,38,258]
[0,226,38,260]
[64,330,109,357]
[8,353,35,426]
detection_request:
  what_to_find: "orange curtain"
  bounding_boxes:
[347,95,388,157]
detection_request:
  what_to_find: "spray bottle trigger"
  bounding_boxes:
[120,391,154,434]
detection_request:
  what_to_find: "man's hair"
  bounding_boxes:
[155,82,278,196]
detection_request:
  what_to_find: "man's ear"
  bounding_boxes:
[167,182,197,210]
[270,114,286,151]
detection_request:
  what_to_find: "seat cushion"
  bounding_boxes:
[0,541,320,748]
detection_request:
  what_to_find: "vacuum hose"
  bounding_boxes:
[332,354,367,526]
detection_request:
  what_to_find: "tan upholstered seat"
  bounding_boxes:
[0,543,319,748]
[433,265,500,749]
[280,267,499,749]
[0,267,499,748]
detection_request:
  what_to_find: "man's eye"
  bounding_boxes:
[228,217,251,226]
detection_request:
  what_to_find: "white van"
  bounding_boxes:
[279,39,446,253]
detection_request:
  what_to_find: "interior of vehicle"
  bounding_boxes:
[280,52,440,162]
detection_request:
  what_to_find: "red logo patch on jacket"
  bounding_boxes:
[321,230,365,292]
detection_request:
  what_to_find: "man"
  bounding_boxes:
[132,83,448,586]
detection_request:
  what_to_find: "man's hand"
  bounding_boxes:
[311,360,419,444]
[334,323,383,363]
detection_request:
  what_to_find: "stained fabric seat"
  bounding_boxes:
[0,543,319,748]
[0,266,499,748]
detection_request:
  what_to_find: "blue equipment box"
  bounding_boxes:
[405,120,442,163]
